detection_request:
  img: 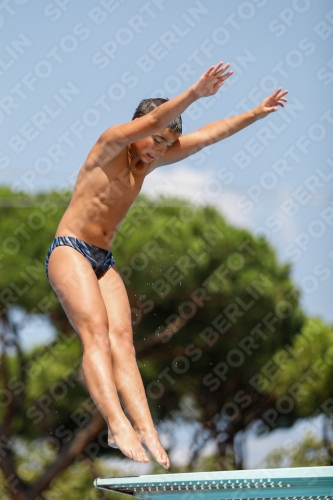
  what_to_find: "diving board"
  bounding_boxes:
[94,466,333,499]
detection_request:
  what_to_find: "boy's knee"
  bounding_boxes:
[81,319,110,347]
[112,323,135,351]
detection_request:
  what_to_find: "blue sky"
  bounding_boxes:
[2,0,332,325]
[1,0,333,468]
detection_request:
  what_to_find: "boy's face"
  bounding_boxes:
[132,127,180,163]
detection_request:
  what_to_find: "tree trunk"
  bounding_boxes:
[1,412,105,500]
[29,412,105,499]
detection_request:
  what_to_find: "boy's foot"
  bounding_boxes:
[136,427,170,469]
[107,422,150,464]
[107,430,118,448]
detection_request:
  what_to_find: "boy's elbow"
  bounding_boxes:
[148,109,160,129]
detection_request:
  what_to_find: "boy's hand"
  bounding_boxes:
[255,88,288,119]
[192,62,233,97]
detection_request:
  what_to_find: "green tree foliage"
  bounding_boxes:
[262,317,333,465]
[0,186,71,330]
[0,444,119,500]
[266,317,333,417]
[0,186,330,498]
[265,432,332,467]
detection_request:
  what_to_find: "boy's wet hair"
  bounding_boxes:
[132,98,182,134]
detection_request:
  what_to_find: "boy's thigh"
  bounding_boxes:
[48,246,108,333]
[98,266,133,335]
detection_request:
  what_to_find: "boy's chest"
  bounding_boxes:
[106,153,148,194]
[97,161,147,209]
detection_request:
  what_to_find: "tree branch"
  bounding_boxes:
[29,412,105,499]
[0,313,13,435]
[323,415,333,466]
[135,316,188,355]
[0,436,29,500]
[10,313,27,398]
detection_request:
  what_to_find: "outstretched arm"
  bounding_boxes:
[94,62,233,158]
[155,88,288,167]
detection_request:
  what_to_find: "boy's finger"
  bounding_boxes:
[212,62,224,74]
[272,87,282,97]
[276,90,288,99]
[204,65,216,76]
[223,70,233,80]
[215,64,231,77]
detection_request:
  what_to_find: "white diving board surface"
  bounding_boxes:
[94,466,333,499]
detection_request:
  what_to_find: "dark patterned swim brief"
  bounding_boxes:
[45,236,115,280]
